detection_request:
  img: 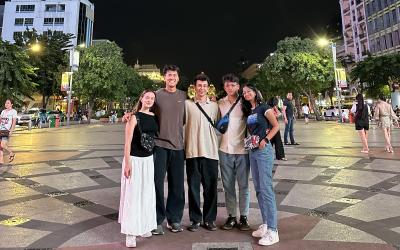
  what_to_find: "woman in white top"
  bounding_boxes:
[302,104,310,124]
[0,99,17,163]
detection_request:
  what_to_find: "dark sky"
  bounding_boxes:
[1,0,341,82]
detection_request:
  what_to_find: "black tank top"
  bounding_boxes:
[130,112,158,157]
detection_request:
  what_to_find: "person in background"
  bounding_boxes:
[302,103,310,124]
[374,95,399,153]
[0,99,17,164]
[267,97,287,161]
[351,94,370,154]
[282,92,299,145]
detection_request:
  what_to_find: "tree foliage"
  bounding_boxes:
[74,41,128,120]
[351,54,400,98]
[0,39,37,105]
[15,29,74,108]
[257,37,335,115]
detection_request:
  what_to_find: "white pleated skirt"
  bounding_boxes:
[118,155,157,236]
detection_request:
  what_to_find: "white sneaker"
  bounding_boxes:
[126,235,136,248]
[252,224,268,238]
[258,229,279,246]
[141,232,152,238]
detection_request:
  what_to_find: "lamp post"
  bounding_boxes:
[66,43,84,126]
[317,38,343,122]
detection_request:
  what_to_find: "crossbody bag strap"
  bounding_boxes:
[226,96,241,116]
[195,102,218,129]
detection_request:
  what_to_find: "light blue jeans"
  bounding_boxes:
[219,151,250,217]
[249,143,277,231]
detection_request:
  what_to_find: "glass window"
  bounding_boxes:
[15,5,20,12]
[24,18,33,26]
[54,18,64,25]
[43,30,52,37]
[14,18,24,25]
[392,9,397,24]
[384,12,390,28]
[57,4,65,12]
[20,5,35,12]
[376,38,381,51]
[53,31,63,36]
[381,36,387,50]
[386,33,393,48]
[393,30,399,46]
[44,18,53,25]
[13,31,23,40]
[45,4,57,12]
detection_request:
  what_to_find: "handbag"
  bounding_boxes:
[215,97,240,134]
[244,135,261,150]
[0,130,10,137]
[136,116,155,153]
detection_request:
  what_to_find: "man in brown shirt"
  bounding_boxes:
[185,73,219,232]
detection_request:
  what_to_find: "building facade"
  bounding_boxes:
[339,0,370,62]
[133,62,164,82]
[365,0,400,55]
[1,0,94,47]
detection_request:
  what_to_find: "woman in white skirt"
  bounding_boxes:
[119,90,158,248]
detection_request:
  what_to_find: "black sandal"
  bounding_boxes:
[9,154,15,163]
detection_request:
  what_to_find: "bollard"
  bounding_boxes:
[28,120,32,131]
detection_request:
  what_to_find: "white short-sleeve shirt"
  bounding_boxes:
[0,109,17,131]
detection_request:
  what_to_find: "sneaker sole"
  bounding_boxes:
[258,240,279,246]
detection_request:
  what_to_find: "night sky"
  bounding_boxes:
[1,0,341,83]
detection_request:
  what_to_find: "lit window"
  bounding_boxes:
[20,5,35,12]
[24,18,34,26]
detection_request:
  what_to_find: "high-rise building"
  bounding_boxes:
[1,0,94,47]
[340,0,400,60]
[339,0,370,62]
[365,0,400,55]
[0,5,4,37]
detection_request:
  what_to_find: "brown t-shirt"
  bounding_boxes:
[155,88,187,150]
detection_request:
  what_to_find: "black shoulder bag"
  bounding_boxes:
[215,97,241,134]
[136,115,155,153]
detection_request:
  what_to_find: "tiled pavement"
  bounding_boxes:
[0,122,400,249]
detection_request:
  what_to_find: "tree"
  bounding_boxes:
[124,66,157,110]
[257,37,335,116]
[15,29,74,108]
[74,41,127,122]
[0,40,37,105]
[351,54,400,98]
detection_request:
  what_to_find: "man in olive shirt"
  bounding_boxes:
[153,65,187,234]
[282,92,299,145]
[185,73,220,232]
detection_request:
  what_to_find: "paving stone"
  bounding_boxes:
[59,158,110,170]
[337,194,400,222]
[30,172,99,191]
[6,163,59,176]
[96,169,121,184]
[327,169,396,188]
[74,187,120,210]
[80,150,122,159]
[304,219,386,243]
[0,181,42,202]
[365,159,400,173]
[281,184,356,209]
[312,156,361,168]
[0,225,50,248]
[274,166,326,181]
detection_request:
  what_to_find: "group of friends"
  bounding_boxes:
[119,65,301,248]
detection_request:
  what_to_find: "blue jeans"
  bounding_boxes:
[249,144,277,231]
[284,117,295,144]
[219,151,250,217]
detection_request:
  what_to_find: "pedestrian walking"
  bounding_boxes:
[118,90,158,248]
[302,103,310,124]
[267,97,287,161]
[351,94,370,154]
[282,92,299,145]
[123,65,187,235]
[242,83,280,246]
[185,73,220,232]
[0,99,17,164]
[374,95,399,153]
[218,74,251,231]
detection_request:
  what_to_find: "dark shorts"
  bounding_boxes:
[0,136,9,141]
[304,114,309,118]
[355,122,369,131]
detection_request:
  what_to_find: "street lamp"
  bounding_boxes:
[65,43,84,126]
[317,37,343,122]
[30,43,41,53]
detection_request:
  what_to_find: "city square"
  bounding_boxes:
[0,121,399,249]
